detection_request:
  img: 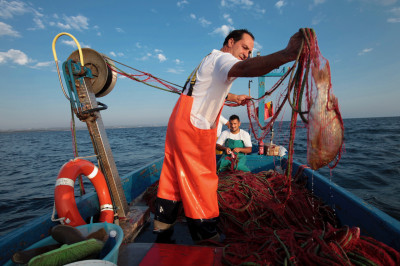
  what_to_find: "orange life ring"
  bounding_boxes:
[54,158,114,227]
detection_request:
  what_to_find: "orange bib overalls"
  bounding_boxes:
[157,93,221,219]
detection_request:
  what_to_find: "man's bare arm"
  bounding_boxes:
[228,32,303,78]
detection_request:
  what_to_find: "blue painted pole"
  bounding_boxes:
[256,50,288,150]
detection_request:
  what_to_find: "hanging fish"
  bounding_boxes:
[307,58,344,170]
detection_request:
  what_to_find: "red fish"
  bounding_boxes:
[307,60,344,170]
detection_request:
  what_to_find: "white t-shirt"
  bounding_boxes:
[183,50,239,130]
[217,115,228,137]
[217,129,252,147]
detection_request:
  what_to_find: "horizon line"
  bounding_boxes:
[1,115,399,133]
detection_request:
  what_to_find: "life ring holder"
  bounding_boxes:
[54,159,114,226]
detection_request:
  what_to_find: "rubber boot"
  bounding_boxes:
[154,197,181,225]
[186,217,220,244]
[153,197,181,244]
[154,227,176,244]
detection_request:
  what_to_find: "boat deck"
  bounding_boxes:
[118,213,224,265]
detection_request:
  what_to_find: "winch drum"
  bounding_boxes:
[68,48,117,97]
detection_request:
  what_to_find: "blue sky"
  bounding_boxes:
[0,0,399,130]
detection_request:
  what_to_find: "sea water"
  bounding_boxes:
[0,116,399,236]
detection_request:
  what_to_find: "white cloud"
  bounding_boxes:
[155,49,163,53]
[177,0,189,7]
[0,21,20,37]
[61,39,91,48]
[275,0,286,11]
[175,59,183,64]
[358,48,373,55]
[32,61,53,68]
[212,25,234,37]
[109,51,125,57]
[0,1,44,31]
[309,0,327,10]
[387,7,400,23]
[31,17,45,29]
[221,0,253,9]
[56,22,70,29]
[313,0,326,5]
[157,53,167,62]
[223,14,233,24]
[354,0,396,6]
[221,0,263,15]
[136,42,142,49]
[93,25,101,36]
[116,27,124,33]
[312,13,326,25]
[368,0,397,6]
[199,17,211,27]
[137,53,152,61]
[190,13,211,27]
[0,49,29,65]
[0,0,30,19]
[389,7,400,15]
[56,15,89,31]
[167,68,185,74]
[253,41,263,54]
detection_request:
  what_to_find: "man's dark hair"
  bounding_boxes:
[229,114,240,122]
[223,29,255,46]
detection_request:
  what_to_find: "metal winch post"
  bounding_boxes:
[66,49,128,218]
[76,80,128,218]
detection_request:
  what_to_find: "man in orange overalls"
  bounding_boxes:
[154,29,303,243]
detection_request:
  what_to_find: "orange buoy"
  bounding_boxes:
[54,159,114,226]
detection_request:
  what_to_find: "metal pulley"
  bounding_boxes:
[68,48,117,97]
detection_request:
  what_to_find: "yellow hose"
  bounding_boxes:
[52,32,84,65]
[52,32,84,100]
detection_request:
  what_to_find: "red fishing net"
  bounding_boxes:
[216,170,399,265]
[242,28,344,172]
[143,169,400,265]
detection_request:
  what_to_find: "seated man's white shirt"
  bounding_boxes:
[183,50,239,130]
[217,129,252,148]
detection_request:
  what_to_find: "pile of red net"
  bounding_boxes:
[217,170,399,265]
[143,169,400,265]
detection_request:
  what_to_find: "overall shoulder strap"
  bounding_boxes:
[182,54,210,96]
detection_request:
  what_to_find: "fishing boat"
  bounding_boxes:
[1,32,400,265]
[1,154,400,264]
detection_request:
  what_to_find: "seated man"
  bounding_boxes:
[216,114,252,172]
